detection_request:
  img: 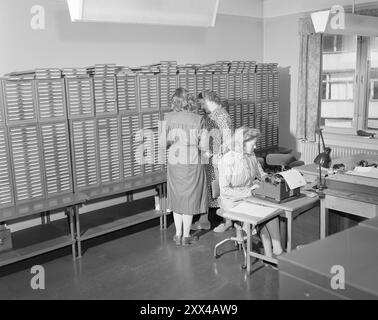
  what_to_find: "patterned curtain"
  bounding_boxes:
[297,16,322,142]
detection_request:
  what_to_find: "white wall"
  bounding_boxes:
[264,13,301,152]
[0,0,264,75]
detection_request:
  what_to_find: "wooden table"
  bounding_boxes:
[74,173,168,258]
[0,193,86,267]
[279,225,378,299]
[246,194,319,252]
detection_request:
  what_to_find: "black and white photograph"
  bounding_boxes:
[0,0,378,303]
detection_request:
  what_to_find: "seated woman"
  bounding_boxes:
[217,126,284,258]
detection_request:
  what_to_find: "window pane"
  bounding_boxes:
[368,37,378,130]
[321,35,357,128]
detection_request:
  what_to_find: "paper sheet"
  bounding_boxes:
[348,166,378,179]
[229,202,279,219]
[278,169,307,190]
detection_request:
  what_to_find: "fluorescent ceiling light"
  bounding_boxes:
[311,9,378,36]
[66,0,219,27]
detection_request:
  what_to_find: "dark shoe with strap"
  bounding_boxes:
[182,235,199,246]
[173,235,182,246]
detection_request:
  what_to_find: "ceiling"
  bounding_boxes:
[218,0,378,19]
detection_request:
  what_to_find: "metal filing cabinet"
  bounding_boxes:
[40,121,73,197]
[159,75,177,111]
[138,75,159,112]
[120,114,142,178]
[96,116,122,184]
[70,118,99,191]
[116,74,139,113]
[8,124,45,203]
[93,77,117,115]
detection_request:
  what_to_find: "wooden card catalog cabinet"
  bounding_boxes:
[139,75,159,112]
[35,79,66,121]
[227,74,242,101]
[66,78,94,119]
[8,124,45,203]
[0,81,4,123]
[70,118,99,190]
[142,112,161,174]
[40,122,73,196]
[3,80,36,123]
[116,74,138,114]
[212,74,227,102]
[93,77,117,115]
[196,73,212,96]
[121,114,142,178]
[97,116,121,184]
[178,74,196,97]
[159,75,177,111]
[0,126,14,208]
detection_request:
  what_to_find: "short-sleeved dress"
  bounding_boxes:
[205,107,233,208]
[165,111,208,215]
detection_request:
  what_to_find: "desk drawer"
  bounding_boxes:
[279,272,346,300]
[325,195,378,219]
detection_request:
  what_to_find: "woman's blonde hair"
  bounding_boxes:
[171,88,188,112]
[224,126,260,153]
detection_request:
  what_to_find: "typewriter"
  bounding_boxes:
[252,173,301,203]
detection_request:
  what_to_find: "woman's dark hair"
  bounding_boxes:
[198,90,221,106]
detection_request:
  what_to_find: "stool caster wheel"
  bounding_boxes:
[241,264,247,270]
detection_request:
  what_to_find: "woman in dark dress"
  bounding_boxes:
[165,88,208,246]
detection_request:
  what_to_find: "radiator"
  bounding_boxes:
[298,141,378,165]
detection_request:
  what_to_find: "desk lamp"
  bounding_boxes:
[313,128,332,198]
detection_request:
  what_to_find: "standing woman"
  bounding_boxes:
[165,88,208,246]
[195,90,233,232]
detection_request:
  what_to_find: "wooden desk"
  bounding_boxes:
[321,189,378,239]
[246,195,320,252]
[296,154,378,239]
[359,216,378,231]
[279,225,378,299]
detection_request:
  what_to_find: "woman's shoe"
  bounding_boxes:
[182,235,199,246]
[173,235,182,246]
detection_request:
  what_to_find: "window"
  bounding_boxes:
[368,37,378,130]
[320,35,378,132]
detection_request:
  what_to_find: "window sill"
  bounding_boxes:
[323,132,378,151]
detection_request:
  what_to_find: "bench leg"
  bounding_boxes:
[67,207,76,261]
[74,205,82,258]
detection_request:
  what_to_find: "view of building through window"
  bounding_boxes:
[321,35,378,131]
[321,35,357,129]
